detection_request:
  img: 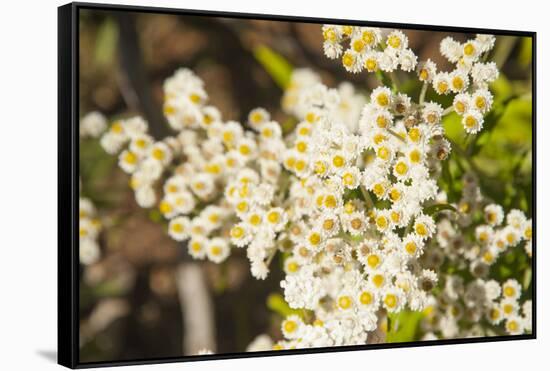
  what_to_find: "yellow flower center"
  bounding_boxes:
[283,320,297,333]
[377,147,390,161]
[236,201,249,213]
[376,94,390,107]
[463,43,475,56]
[390,188,401,202]
[323,28,337,42]
[191,241,202,252]
[267,211,281,224]
[239,145,251,155]
[391,211,401,223]
[362,31,375,45]
[124,151,138,165]
[159,201,172,214]
[408,128,421,142]
[365,58,377,72]
[455,101,466,114]
[388,35,401,48]
[395,161,408,175]
[333,155,345,168]
[504,286,515,297]
[415,223,427,236]
[338,295,352,309]
[351,218,363,230]
[384,294,397,308]
[452,76,464,90]
[367,254,380,269]
[376,216,388,229]
[230,226,244,239]
[374,133,387,144]
[343,173,355,186]
[437,81,449,94]
[465,115,477,128]
[405,241,417,255]
[296,141,308,153]
[419,68,429,81]
[373,183,385,198]
[309,233,321,246]
[409,149,421,163]
[171,223,184,233]
[372,274,384,287]
[111,121,123,133]
[342,52,355,68]
[152,148,165,161]
[376,115,388,128]
[249,214,261,226]
[324,195,337,209]
[352,39,365,53]
[210,246,222,256]
[287,261,299,273]
[295,160,306,172]
[360,291,373,305]
[475,96,487,110]
[323,219,335,230]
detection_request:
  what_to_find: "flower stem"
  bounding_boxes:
[419,82,428,105]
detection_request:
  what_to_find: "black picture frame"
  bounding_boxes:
[58,2,537,368]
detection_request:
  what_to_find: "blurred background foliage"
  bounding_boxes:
[79,9,532,362]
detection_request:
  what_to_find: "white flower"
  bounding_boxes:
[246,334,273,352]
[471,89,494,114]
[80,111,107,138]
[386,30,408,50]
[399,49,418,72]
[440,37,462,63]
[502,279,522,301]
[206,237,230,263]
[135,185,156,208]
[484,204,505,226]
[462,110,484,134]
[471,62,499,86]
[188,236,207,259]
[168,216,191,241]
[80,238,100,265]
[417,59,437,82]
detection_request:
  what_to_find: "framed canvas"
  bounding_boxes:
[58,2,536,368]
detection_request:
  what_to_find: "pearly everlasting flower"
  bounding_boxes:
[80,111,107,138]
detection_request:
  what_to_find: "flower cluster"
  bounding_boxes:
[282,68,366,131]
[418,173,532,338]
[433,34,498,134]
[79,192,102,265]
[83,24,532,351]
[322,26,418,73]
[272,68,450,348]
[80,111,107,139]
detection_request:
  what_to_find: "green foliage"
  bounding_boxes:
[425,203,457,216]
[266,293,304,318]
[94,18,118,68]
[386,310,425,343]
[253,45,294,90]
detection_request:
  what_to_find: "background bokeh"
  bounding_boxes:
[79,9,533,363]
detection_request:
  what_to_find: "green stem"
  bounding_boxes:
[360,186,375,209]
[387,128,406,143]
[419,82,428,105]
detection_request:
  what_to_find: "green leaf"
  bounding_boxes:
[425,203,457,216]
[523,267,532,290]
[387,311,424,343]
[518,37,533,68]
[94,18,118,67]
[266,293,303,318]
[253,45,293,90]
